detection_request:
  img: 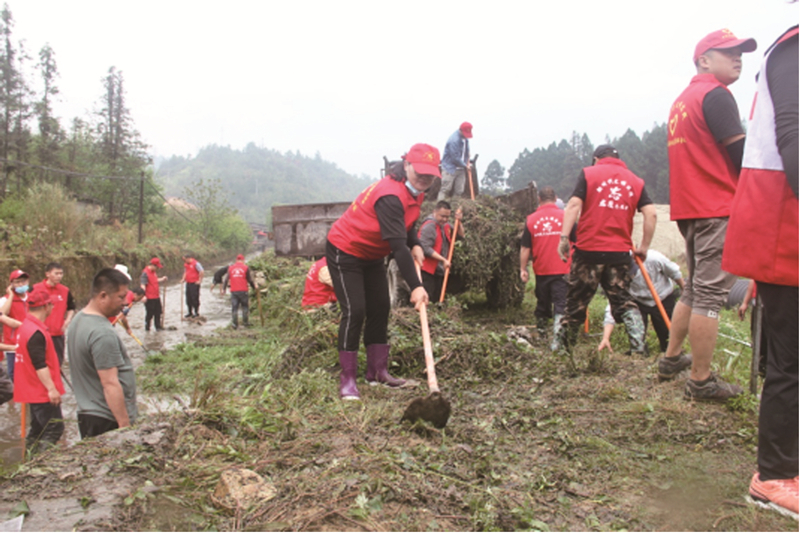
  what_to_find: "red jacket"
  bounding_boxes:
[302,258,337,307]
[142,267,160,300]
[183,258,201,284]
[3,294,27,345]
[327,177,423,260]
[668,73,739,220]
[228,262,250,292]
[525,203,570,275]
[13,314,64,404]
[33,280,70,337]
[723,27,799,287]
[576,158,644,253]
[418,217,453,275]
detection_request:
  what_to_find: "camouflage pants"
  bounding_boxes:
[559,255,646,353]
[0,363,11,406]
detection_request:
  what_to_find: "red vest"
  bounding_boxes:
[109,290,136,325]
[668,73,739,220]
[34,280,70,337]
[142,267,160,299]
[302,258,337,307]
[327,177,424,260]
[525,203,571,275]
[183,258,200,283]
[576,158,644,253]
[228,262,250,292]
[13,314,64,404]
[418,217,453,275]
[3,294,27,345]
[723,27,799,287]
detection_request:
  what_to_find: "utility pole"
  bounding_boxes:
[138,172,144,244]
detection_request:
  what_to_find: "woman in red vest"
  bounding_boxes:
[326,143,439,400]
[302,257,337,309]
[0,269,30,382]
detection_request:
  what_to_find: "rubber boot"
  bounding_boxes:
[549,314,564,352]
[621,308,647,356]
[339,351,360,400]
[365,344,406,388]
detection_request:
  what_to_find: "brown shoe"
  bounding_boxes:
[684,373,742,402]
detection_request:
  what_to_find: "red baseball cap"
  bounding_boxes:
[693,29,756,63]
[8,269,28,282]
[460,121,473,139]
[150,257,163,268]
[236,254,245,260]
[404,143,441,178]
[27,287,51,308]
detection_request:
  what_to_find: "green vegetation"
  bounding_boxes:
[120,251,791,531]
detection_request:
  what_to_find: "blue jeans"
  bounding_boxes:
[231,291,250,326]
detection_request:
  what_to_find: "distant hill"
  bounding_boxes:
[155,143,371,224]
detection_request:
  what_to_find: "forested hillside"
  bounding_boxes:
[156,144,371,225]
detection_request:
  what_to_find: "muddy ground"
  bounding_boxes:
[0,253,794,532]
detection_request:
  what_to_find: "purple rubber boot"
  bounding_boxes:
[365,344,407,388]
[339,351,360,400]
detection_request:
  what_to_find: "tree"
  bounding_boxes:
[0,4,30,197]
[34,43,62,177]
[481,159,507,195]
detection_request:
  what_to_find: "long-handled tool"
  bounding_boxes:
[633,253,671,329]
[180,282,184,321]
[439,218,461,303]
[256,287,264,327]
[749,294,763,395]
[161,285,167,330]
[467,166,475,200]
[402,265,451,429]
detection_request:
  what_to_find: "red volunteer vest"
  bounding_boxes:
[327,177,424,261]
[525,203,571,275]
[142,267,160,299]
[302,258,337,307]
[723,27,799,286]
[576,158,644,253]
[183,258,200,283]
[34,280,70,337]
[228,262,250,292]
[3,294,27,345]
[13,314,65,404]
[418,217,453,275]
[668,73,739,220]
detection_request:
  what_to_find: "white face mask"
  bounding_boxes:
[405,180,422,196]
[14,285,28,295]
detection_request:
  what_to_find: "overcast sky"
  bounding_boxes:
[12,1,799,180]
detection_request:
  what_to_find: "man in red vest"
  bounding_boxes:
[554,145,656,356]
[722,25,798,518]
[33,262,76,366]
[302,257,337,309]
[224,255,256,328]
[0,269,30,383]
[181,253,205,319]
[140,257,168,332]
[13,287,65,455]
[660,29,757,402]
[520,186,571,347]
[418,201,464,301]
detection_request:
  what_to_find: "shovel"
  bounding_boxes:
[402,265,451,429]
[439,217,460,303]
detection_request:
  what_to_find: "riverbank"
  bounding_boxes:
[0,252,792,532]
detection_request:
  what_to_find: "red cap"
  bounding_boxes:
[150,257,163,268]
[459,121,473,139]
[236,254,245,261]
[27,287,51,308]
[693,29,756,63]
[8,269,28,282]
[404,143,441,178]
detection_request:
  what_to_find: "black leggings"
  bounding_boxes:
[326,241,390,352]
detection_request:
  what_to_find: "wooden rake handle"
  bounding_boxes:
[439,218,460,303]
[633,253,671,330]
[416,263,440,393]
[467,166,475,200]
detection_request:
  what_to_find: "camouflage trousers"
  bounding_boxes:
[557,255,646,354]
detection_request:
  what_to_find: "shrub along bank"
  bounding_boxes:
[1,251,791,532]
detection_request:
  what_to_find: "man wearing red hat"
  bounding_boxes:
[438,122,472,200]
[659,29,756,402]
[140,258,168,332]
[224,254,256,328]
[0,269,30,383]
[326,143,437,400]
[13,287,65,454]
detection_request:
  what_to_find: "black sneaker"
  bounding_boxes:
[684,373,743,402]
[657,353,692,381]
